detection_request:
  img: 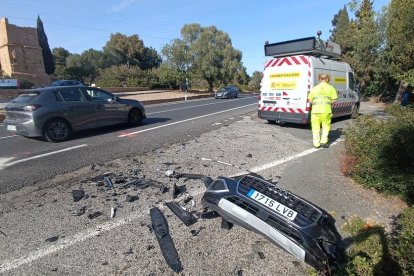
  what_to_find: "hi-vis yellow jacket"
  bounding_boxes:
[307,82,338,114]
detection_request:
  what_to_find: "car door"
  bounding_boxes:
[82,87,128,126]
[55,87,97,130]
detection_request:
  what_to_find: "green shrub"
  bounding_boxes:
[343,105,414,201]
[391,207,414,275]
[19,79,34,89]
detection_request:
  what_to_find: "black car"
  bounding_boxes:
[47,80,84,87]
[214,86,239,99]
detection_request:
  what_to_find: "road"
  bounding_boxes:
[0,95,257,193]
[0,100,403,276]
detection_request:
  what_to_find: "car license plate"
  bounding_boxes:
[247,189,297,221]
[7,125,16,131]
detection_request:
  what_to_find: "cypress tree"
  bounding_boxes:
[37,15,55,75]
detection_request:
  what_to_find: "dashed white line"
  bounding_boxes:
[0,144,88,169]
[0,139,344,272]
[118,103,257,137]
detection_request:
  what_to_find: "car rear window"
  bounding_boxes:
[12,92,40,103]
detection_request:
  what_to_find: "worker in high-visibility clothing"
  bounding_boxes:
[307,74,338,148]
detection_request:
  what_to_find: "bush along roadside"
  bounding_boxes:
[342,104,414,201]
[338,104,414,275]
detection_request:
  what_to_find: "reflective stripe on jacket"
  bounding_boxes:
[307,82,338,113]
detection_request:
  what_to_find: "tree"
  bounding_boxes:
[52,47,71,66]
[103,33,161,70]
[346,0,381,96]
[51,47,71,80]
[37,16,55,75]
[387,0,414,101]
[330,6,353,54]
[162,24,244,91]
[249,71,262,92]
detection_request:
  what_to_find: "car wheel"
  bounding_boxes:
[267,120,277,124]
[235,93,238,98]
[128,108,143,126]
[43,119,71,142]
[350,104,359,119]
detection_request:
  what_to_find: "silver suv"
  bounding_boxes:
[4,86,146,142]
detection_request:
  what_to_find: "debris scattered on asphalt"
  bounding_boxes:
[125,194,139,202]
[71,206,86,216]
[246,153,253,158]
[150,207,183,273]
[165,169,174,178]
[72,190,85,202]
[171,183,187,198]
[183,196,194,204]
[104,174,113,188]
[190,226,205,237]
[51,268,58,272]
[45,236,59,242]
[160,186,169,194]
[165,201,197,226]
[146,245,155,250]
[123,247,134,255]
[258,251,265,259]
[88,211,102,219]
[110,207,116,218]
[237,269,243,276]
[0,230,7,237]
[101,261,108,266]
[221,218,234,230]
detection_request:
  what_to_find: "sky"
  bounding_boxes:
[0,0,390,75]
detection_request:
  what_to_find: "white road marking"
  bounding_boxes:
[146,96,256,115]
[119,103,257,137]
[0,144,88,169]
[251,138,344,173]
[0,138,344,272]
[0,135,18,140]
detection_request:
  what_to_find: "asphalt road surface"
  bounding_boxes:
[0,95,258,193]
[0,100,403,276]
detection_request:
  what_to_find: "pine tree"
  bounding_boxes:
[37,16,55,75]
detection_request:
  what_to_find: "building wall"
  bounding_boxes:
[0,18,50,86]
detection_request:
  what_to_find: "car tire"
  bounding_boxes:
[128,108,143,126]
[267,120,277,124]
[235,93,238,98]
[350,104,359,119]
[43,119,72,142]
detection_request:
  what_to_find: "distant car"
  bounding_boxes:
[214,86,239,99]
[4,86,146,142]
[47,80,84,87]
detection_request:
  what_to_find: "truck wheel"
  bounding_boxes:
[43,119,72,142]
[350,104,359,119]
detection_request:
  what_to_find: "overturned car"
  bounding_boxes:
[190,174,342,272]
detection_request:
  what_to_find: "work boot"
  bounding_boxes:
[321,143,329,148]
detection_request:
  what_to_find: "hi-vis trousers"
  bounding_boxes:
[311,113,333,147]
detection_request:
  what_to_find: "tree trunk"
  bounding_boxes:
[394,81,407,103]
[208,81,214,92]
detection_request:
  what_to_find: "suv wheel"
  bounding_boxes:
[43,119,71,142]
[128,109,143,126]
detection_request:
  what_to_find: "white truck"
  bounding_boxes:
[258,36,360,124]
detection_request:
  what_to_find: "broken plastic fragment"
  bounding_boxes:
[72,190,85,202]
